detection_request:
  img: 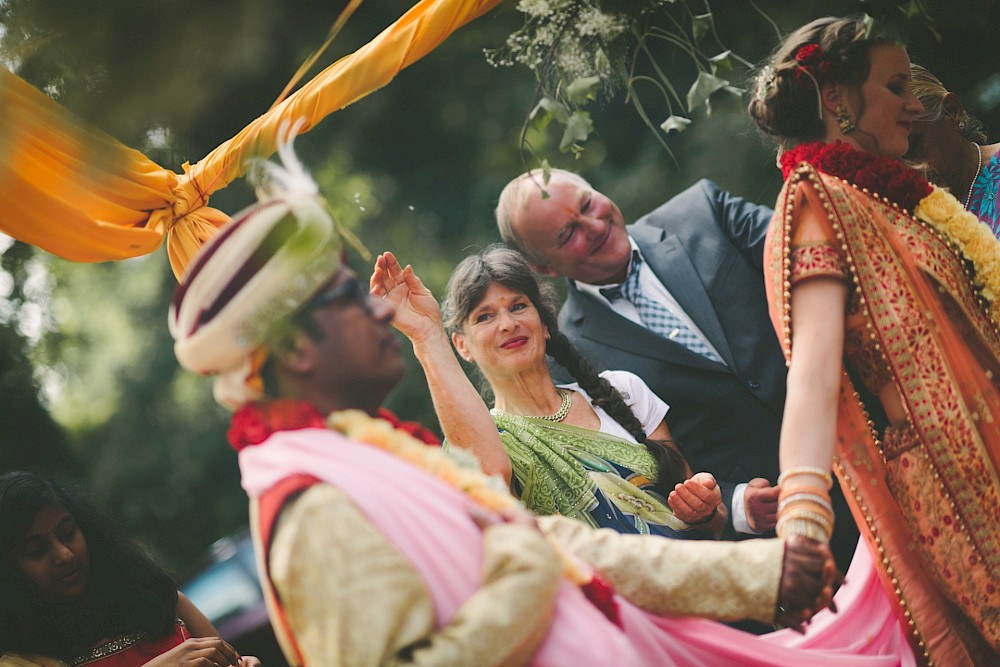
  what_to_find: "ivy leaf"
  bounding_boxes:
[709,51,732,74]
[560,111,594,152]
[531,97,570,129]
[566,76,601,105]
[691,13,713,43]
[659,115,692,134]
[686,71,728,111]
[540,159,553,193]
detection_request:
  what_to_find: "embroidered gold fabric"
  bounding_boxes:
[766,165,1000,665]
[789,243,846,286]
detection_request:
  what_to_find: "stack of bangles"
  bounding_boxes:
[775,467,834,543]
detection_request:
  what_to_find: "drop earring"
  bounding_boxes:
[835,104,855,134]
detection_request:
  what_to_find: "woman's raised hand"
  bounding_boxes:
[370,251,444,344]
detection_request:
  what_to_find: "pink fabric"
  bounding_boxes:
[239,428,913,666]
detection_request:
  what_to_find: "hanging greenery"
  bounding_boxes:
[485,0,761,167]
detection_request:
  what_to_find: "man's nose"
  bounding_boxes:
[368,294,396,322]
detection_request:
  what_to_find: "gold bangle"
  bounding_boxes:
[778,467,833,490]
[778,492,834,516]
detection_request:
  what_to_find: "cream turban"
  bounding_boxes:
[169,131,342,409]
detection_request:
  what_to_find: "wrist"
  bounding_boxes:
[685,505,719,526]
[410,326,453,355]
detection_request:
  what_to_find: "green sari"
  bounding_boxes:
[490,413,691,537]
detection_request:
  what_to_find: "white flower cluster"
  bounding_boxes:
[486,0,630,93]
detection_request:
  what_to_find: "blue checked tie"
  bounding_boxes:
[601,253,723,363]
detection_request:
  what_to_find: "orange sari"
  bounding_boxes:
[765,162,1000,666]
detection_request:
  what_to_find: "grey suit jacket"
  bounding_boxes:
[555,179,785,533]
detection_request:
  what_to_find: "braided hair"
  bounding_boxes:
[442,245,687,497]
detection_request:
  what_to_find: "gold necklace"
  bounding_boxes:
[963,142,983,210]
[495,388,572,421]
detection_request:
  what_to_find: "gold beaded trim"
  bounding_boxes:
[777,166,932,663]
[71,631,148,666]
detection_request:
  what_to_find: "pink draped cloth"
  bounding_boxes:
[239,427,913,666]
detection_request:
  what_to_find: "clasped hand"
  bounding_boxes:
[775,535,841,633]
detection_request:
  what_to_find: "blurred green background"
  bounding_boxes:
[2,0,998,575]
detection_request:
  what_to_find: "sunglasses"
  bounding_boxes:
[304,276,374,313]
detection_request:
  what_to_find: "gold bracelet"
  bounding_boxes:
[778,492,834,516]
[778,466,833,490]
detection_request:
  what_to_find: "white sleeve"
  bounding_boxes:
[598,370,669,436]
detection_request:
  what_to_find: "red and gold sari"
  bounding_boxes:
[765,145,1000,666]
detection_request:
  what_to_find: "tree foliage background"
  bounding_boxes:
[2,0,998,574]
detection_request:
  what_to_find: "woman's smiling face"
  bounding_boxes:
[452,282,549,379]
[13,504,91,604]
[850,44,924,157]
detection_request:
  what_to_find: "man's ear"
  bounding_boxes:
[272,332,317,375]
[451,331,473,363]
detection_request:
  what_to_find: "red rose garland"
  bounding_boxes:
[227,400,327,451]
[780,141,933,213]
[227,401,442,451]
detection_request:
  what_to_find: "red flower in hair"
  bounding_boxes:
[792,43,834,87]
[795,44,824,65]
[227,400,326,451]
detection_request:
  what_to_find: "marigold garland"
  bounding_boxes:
[782,141,1000,326]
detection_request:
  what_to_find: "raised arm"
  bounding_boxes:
[371,252,512,483]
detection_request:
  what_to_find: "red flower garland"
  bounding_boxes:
[780,141,933,213]
[227,401,442,451]
[376,408,442,446]
[227,400,327,451]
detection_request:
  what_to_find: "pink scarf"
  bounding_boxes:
[239,427,913,666]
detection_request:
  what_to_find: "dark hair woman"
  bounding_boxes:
[370,246,726,540]
[0,471,260,667]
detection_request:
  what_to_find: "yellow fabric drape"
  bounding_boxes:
[0,0,502,278]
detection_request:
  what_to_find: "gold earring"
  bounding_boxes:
[835,104,855,134]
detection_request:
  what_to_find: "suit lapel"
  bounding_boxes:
[630,226,735,367]
[563,281,726,371]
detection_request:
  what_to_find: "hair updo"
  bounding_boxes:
[748,16,893,148]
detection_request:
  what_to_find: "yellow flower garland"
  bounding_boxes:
[326,409,592,584]
[914,186,1000,325]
